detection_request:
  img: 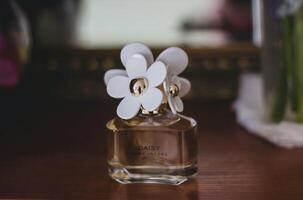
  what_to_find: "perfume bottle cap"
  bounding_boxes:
[104,42,191,119]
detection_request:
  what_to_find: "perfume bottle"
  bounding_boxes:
[107,105,197,185]
[104,43,198,185]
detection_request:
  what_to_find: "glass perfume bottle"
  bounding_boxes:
[104,42,197,185]
[106,105,197,185]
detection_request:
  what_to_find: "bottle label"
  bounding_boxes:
[131,145,168,158]
[124,132,181,164]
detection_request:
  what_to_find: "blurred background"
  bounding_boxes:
[3,1,303,198]
[0,0,258,127]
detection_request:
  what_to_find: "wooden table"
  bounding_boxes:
[0,100,303,199]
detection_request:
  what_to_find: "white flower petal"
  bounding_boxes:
[174,96,184,112]
[121,42,154,67]
[104,69,127,85]
[171,75,181,88]
[117,95,141,119]
[156,47,188,76]
[107,76,130,98]
[163,79,169,93]
[179,77,191,97]
[146,61,167,87]
[140,87,163,111]
[168,96,177,114]
[125,54,147,78]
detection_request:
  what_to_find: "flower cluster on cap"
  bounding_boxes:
[104,43,191,119]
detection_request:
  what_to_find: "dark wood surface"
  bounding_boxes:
[0,100,303,199]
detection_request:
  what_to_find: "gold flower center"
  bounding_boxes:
[169,84,179,97]
[130,77,149,96]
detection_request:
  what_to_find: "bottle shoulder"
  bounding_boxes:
[106,111,197,132]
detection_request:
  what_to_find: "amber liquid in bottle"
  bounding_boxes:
[106,109,197,185]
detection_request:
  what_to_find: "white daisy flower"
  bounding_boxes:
[104,43,191,118]
[106,45,167,119]
[156,47,191,114]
